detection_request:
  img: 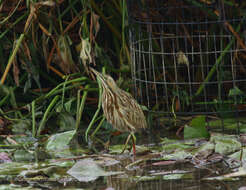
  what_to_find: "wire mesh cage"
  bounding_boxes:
[128,1,246,132]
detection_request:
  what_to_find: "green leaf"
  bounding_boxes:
[184,116,210,139]
[163,173,193,180]
[57,112,76,132]
[228,86,244,97]
[0,162,29,175]
[45,130,76,158]
[109,144,130,154]
[14,150,34,162]
[162,150,192,160]
[12,120,32,135]
[211,134,241,155]
[67,159,123,182]
[229,148,246,161]
[161,142,191,153]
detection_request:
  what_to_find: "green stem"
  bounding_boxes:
[0,13,28,39]
[0,0,22,24]
[62,76,70,108]
[75,85,90,131]
[1,34,25,84]
[194,24,241,97]
[35,77,87,103]
[9,87,23,118]
[32,101,36,137]
[90,116,105,139]
[0,72,27,107]
[85,74,103,142]
[76,89,82,126]
[59,0,80,19]
[37,95,60,136]
[45,77,87,98]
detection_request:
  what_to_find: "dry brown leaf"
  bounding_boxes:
[57,35,77,74]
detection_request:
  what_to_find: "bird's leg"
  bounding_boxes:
[131,133,136,156]
[121,132,137,157]
[121,133,132,154]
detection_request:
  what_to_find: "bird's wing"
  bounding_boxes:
[117,90,147,131]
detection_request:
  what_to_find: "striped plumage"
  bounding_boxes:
[91,68,147,132]
[91,68,147,155]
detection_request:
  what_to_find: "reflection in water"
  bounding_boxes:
[106,156,141,190]
[102,155,246,190]
[9,154,244,189]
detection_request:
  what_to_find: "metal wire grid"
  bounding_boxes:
[128,1,246,118]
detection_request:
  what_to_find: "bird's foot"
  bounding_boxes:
[104,140,110,151]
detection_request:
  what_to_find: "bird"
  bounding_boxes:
[90,67,147,156]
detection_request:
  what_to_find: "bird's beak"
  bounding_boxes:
[90,67,106,84]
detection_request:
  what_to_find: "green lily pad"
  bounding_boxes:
[0,184,39,190]
[163,173,193,180]
[0,162,32,175]
[109,144,130,154]
[57,112,76,132]
[161,142,191,153]
[229,148,246,161]
[134,175,161,182]
[160,137,177,145]
[211,135,241,155]
[162,150,192,160]
[11,120,32,135]
[19,165,64,179]
[14,150,35,162]
[45,130,76,158]
[67,158,124,182]
[184,116,210,139]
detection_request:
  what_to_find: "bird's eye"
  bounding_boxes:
[106,77,114,86]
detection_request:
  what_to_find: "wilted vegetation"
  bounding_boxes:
[0,0,131,143]
[1,1,246,188]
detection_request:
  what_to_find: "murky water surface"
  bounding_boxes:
[1,156,245,190]
[0,127,246,190]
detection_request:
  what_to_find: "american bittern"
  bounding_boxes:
[91,68,147,155]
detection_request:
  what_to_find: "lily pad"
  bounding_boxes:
[14,150,35,162]
[56,112,76,132]
[11,120,32,135]
[45,130,76,158]
[67,158,124,182]
[161,142,191,153]
[162,150,192,161]
[0,162,32,175]
[228,148,246,161]
[211,135,241,155]
[109,144,130,154]
[160,137,177,145]
[19,165,63,179]
[184,116,210,139]
[163,173,193,180]
[134,175,161,182]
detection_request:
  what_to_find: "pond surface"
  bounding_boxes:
[1,154,245,190]
[1,123,246,190]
